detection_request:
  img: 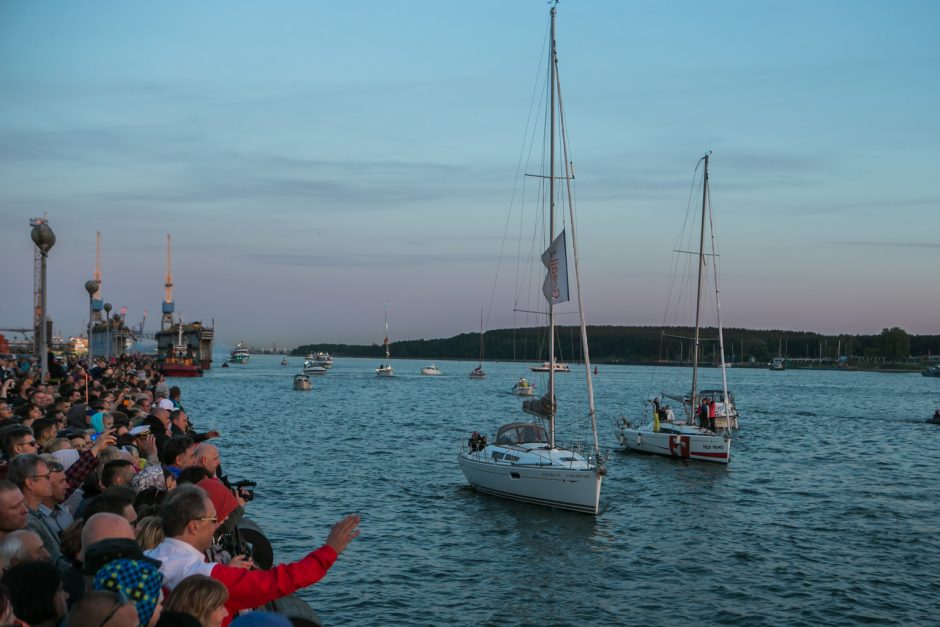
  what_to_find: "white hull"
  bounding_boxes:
[458,445,602,514]
[302,364,327,375]
[530,362,570,373]
[376,365,393,377]
[513,386,535,396]
[617,420,730,464]
[421,365,442,376]
[469,372,486,379]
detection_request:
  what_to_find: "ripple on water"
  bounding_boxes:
[178,357,938,625]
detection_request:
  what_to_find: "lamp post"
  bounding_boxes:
[103,302,113,361]
[85,280,99,374]
[31,222,56,382]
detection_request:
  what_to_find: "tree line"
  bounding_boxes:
[293,325,939,365]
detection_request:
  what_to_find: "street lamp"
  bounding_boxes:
[103,302,113,361]
[85,280,99,374]
[31,222,56,382]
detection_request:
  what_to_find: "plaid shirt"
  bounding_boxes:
[65,449,97,498]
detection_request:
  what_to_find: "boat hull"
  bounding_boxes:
[458,449,602,514]
[421,368,442,376]
[376,366,393,377]
[617,422,730,464]
[160,364,203,378]
[293,381,312,390]
[469,372,486,379]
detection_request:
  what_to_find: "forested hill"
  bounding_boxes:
[293,325,939,364]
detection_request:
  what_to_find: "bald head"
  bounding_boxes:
[79,512,135,561]
[151,408,170,425]
[66,591,139,627]
[194,442,220,476]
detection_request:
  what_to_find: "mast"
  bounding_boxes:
[690,154,709,413]
[547,3,557,449]
[478,306,485,369]
[705,153,730,428]
[383,303,390,361]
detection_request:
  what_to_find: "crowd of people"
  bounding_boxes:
[0,352,360,627]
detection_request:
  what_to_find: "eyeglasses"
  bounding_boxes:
[29,472,52,481]
[96,590,129,627]
[19,440,38,448]
[196,516,218,523]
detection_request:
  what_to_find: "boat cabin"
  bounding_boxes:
[495,422,548,445]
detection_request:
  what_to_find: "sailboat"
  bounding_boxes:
[617,154,732,463]
[376,304,393,377]
[458,4,605,515]
[469,307,486,379]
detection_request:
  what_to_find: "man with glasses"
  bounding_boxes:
[37,455,74,556]
[1,425,39,460]
[7,453,65,564]
[148,484,361,617]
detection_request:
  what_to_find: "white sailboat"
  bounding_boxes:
[459,4,605,514]
[617,154,732,463]
[376,304,393,377]
[469,307,486,379]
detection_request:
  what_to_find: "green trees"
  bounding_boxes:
[877,327,911,361]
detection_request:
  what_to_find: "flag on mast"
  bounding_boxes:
[541,229,569,304]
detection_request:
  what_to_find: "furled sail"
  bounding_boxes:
[522,393,556,419]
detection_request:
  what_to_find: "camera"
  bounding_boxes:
[232,479,256,503]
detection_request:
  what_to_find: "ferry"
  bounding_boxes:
[230,343,250,364]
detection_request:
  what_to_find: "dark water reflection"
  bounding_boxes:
[180,355,940,625]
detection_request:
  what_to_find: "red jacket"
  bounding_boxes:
[211,546,337,624]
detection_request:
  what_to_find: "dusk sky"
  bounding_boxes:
[2,1,938,348]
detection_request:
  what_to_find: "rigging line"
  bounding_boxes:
[491,19,551,336]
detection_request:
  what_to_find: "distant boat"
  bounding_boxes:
[469,307,486,379]
[159,318,203,378]
[512,377,535,397]
[530,361,571,373]
[376,304,393,377]
[281,357,289,366]
[302,356,327,375]
[311,352,333,368]
[770,356,786,371]
[421,364,442,376]
[230,343,250,364]
[921,365,940,377]
[293,373,312,390]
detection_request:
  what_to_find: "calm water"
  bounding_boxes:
[178,354,940,626]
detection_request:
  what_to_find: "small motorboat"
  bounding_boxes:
[303,358,327,375]
[421,364,442,376]
[281,358,289,366]
[922,365,940,377]
[512,377,535,397]
[293,374,312,391]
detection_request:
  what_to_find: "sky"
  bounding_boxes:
[1,0,938,348]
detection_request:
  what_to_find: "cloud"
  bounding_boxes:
[828,240,940,249]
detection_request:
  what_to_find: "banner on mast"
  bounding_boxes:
[541,229,569,305]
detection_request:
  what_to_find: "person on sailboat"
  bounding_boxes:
[662,405,675,422]
[707,398,717,431]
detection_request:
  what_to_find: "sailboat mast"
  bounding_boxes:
[478,307,484,368]
[690,154,709,412]
[384,303,390,361]
[547,4,557,449]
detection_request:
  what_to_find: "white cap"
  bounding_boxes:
[158,399,175,410]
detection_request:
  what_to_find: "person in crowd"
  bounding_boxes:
[193,443,221,478]
[163,575,229,627]
[31,418,58,449]
[136,516,165,551]
[0,528,51,569]
[61,513,138,608]
[93,558,164,626]
[170,410,219,443]
[85,486,136,524]
[2,425,39,460]
[0,480,35,542]
[0,560,69,627]
[178,466,213,486]
[37,456,74,540]
[161,435,196,479]
[7,454,64,564]
[145,407,173,452]
[146,484,360,620]
[0,583,14,625]
[101,459,136,489]
[65,590,140,627]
